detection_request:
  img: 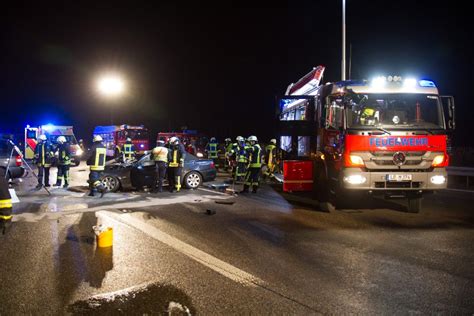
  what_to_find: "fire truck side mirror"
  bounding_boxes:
[441,96,456,131]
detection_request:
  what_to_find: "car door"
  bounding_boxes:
[130,155,156,189]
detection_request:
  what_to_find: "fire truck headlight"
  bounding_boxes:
[430,175,446,185]
[371,76,386,87]
[432,155,446,167]
[349,155,365,167]
[76,148,83,156]
[343,174,367,185]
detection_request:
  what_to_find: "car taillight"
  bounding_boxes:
[16,155,22,166]
[432,154,449,167]
[210,162,215,169]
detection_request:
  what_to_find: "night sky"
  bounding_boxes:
[0,1,471,145]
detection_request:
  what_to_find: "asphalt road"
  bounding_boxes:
[0,165,473,314]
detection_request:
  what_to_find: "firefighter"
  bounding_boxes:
[85,135,107,197]
[206,137,219,168]
[360,104,379,125]
[241,135,263,193]
[152,140,168,193]
[0,168,12,234]
[224,138,233,171]
[122,137,136,161]
[54,136,71,188]
[34,134,54,189]
[263,139,277,180]
[167,137,186,193]
[232,136,249,182]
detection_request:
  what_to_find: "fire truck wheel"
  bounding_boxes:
[407,197,422,213]
[101,175,121,193]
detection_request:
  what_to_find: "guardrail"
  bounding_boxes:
[447,166,474,188]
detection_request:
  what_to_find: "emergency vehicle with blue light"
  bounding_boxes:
[93,124,150,157]
[24,124,82,166]
[278,66,455,212]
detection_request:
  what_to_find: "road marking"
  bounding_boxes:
[98,210,265,287]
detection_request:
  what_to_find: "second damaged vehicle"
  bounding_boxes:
[101,153,217,192]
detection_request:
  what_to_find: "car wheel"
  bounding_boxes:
[184,171,202,189]
[101,175,120,192]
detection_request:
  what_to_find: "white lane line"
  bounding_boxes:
[98,210,264,287]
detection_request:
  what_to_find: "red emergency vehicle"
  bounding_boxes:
[93,124,150,157]
[24,124,82,166]
[278,67,455,212]
[157,131,207,158]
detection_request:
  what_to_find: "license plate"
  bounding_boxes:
[386,174,412,181]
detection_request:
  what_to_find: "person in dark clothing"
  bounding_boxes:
[54,136,72,188]
[241,135,263,194]
[0,168,12,234]
[167,137,186,193]
[84,135,107,197]
[34,134,55,189]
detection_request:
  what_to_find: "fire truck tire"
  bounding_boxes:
[315,168,333,212]
[407,197,422,213]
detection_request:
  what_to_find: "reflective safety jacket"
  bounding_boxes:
[232,142,249,163]
[123,141,136,159]
[206,142,218,159]
[152,146,169,163]
[248,144,263,168]
[225,142,233,155]
[86,142,107,171]
[57,143,72,166]
[265,144,277,165]
[34,141,55,167]
[168,144,186,168]
[0,174,12,223]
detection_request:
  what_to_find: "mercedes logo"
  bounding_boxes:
[393,152,406,166]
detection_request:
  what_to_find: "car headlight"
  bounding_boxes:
[196,152,204,158]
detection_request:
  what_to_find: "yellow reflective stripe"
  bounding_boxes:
[0,199,12,209]
[173,150,177,164]
[176,176,181,191]
[0,215,12,220]
[90,166,105,171]
[42,144,45,165]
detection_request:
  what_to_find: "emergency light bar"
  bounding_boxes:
[370,76,436,88]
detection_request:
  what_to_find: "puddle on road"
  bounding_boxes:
[68,283,195,315]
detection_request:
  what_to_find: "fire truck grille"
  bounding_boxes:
[374,181,422,189]
[370,151,426,166]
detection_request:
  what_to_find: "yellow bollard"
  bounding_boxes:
[97,227,113,248]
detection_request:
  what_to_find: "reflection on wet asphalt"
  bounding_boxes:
[68,283,195,315]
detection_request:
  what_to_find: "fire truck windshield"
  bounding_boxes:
[123,129,149,140]
[345,93,444,130]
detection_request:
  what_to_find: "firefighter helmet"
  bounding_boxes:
[93,135,103,142]
[57,136,66,144]
[38,134,47,141]
[126,137,132,142]
[236,136,244,142]
[210,137,217,143]
[270,138,276,144]
[248,135,258,142]
[225,138,231,142]
[169,136,177,144]
[157,140,165,146]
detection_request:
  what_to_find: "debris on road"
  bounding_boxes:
[206,209,216,215]
[214,200,235,205]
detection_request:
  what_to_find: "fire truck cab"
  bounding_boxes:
[24,124,82,166]
[278,69,455,213]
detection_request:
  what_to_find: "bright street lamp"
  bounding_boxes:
[96,74,126,98]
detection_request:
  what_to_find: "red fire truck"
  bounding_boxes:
[93,124,150,157]
[278,67,455,212]
[157,131,207,158]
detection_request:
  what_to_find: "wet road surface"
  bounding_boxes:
[0,165,473,314]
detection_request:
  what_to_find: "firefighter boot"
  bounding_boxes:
[240,185,250,194]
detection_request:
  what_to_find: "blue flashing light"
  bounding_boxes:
[419,79,436,87]
[42,124,54,131]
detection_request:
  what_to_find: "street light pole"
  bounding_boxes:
[342,0,346,81]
